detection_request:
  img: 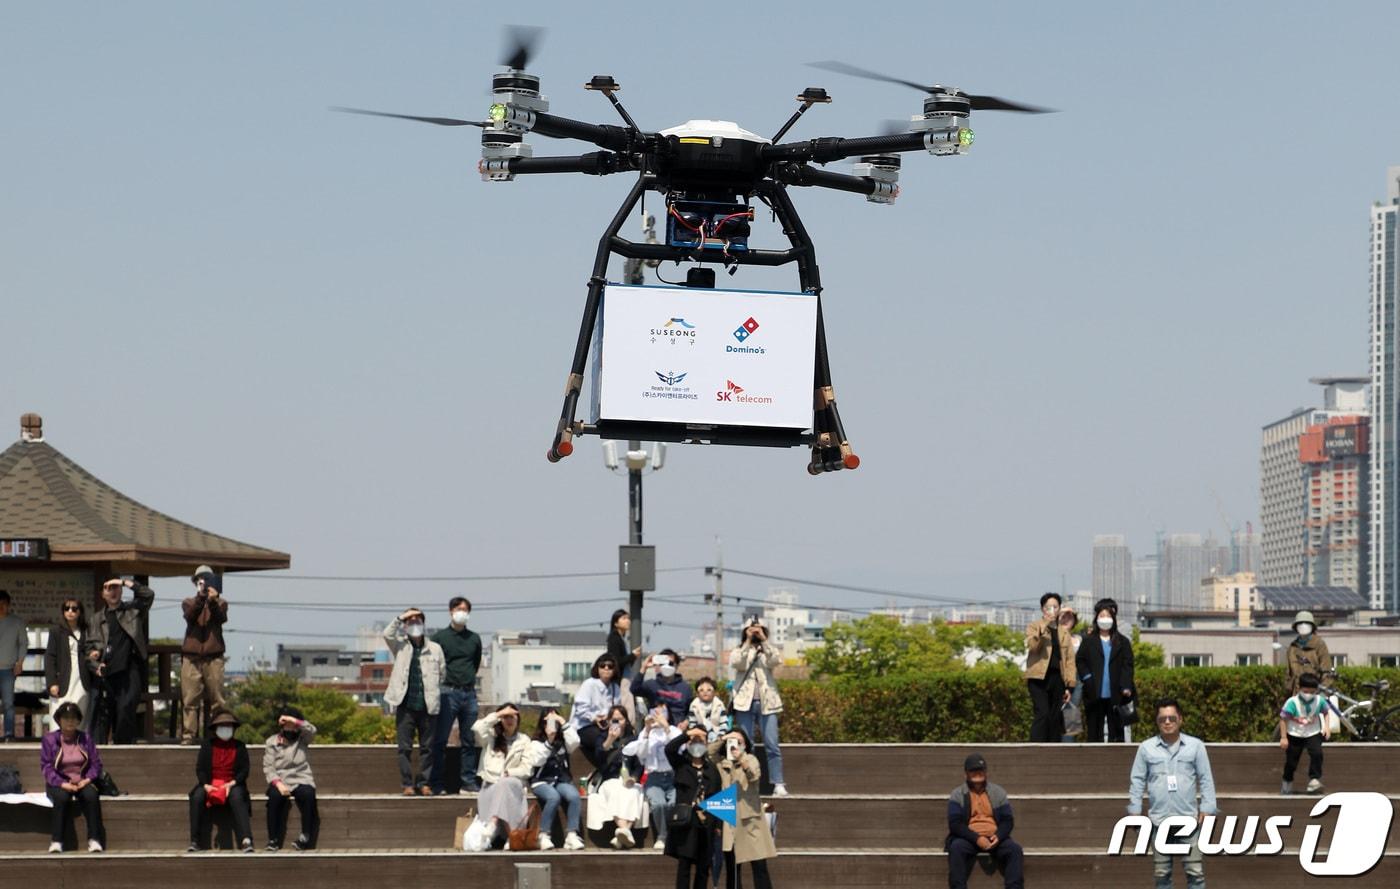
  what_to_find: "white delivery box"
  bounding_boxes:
[591,284,818,430]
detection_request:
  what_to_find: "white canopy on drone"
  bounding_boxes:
[659,120,770,145]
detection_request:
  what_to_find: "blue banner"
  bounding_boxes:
[700,784,738,827]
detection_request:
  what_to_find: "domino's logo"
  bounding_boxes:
[732,317,760,343]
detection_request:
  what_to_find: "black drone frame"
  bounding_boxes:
[483,95,946,476]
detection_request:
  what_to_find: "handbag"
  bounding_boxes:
[95,770,121,797]
[1116,698,1139,726]
[507,801,542,851]
[667,803,695,830]
[0,765,21,794]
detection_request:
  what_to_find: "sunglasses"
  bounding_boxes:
[1157,715,1180,724]
[63,605,81,612]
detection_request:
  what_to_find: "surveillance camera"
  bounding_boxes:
[602,441,619,470]
[625,448,649,471]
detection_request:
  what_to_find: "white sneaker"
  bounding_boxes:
[538,834,554,851]
[87,839,104,853]
[1306,778,1324,793]
[772,783,790,797]
[563,832,585,851]
[653,839,666,850]
[47,842,62,854]
[616,827,635,849]
[608,833,622,850]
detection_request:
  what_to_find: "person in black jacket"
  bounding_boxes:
[945,753,1023,889]
[45,598,93,733]
[188,709,254,852]
[1075,598,1136,743]
[607,608,640,679]
[665,727,722,889]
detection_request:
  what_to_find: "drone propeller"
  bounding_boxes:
[807,60,1053,113]
[502,25,545,71]
[330,106,489,127]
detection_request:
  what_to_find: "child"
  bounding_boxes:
[688,676,729,743]
[1279,672,1330,794]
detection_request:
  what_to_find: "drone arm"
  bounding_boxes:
[763,131,930,164]
[507,152,627,175]
[529,111,635,152]
[772,163,881,197]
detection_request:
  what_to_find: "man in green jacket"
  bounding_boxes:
[429,596,482,794]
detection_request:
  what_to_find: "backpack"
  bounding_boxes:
[0,765,22,794]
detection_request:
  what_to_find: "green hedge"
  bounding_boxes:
[775,666,1400,743]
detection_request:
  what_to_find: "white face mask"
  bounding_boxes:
[1296,623,1314,636]
[406,623,425,638]
[451,610,470,626]
[1097,617,1114,631]
[687,742,708,758]
[1300,692,1316,702]
[659,664,677,678]
[215,726,234,741]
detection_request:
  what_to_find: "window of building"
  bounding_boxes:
[372,668,385,680]
[290,656,302,667]
[1331,654,1348,667]
[563,662,590,682]
[524,664,542,673]
[312,656,329,666]
[1236,654,1262,666]
[1173,654,1212,668]
[1371,655,1400,669]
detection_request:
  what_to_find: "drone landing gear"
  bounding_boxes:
[546,177,860,474]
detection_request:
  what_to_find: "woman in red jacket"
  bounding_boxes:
[188,708,254,852]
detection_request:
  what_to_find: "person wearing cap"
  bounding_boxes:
[180,566,229,745]
[1286,611,1330,693]
[84,577,154,744]
[263,705,319,851]
[188,708,255,853]
[384,608,445,795]
[0,590,29,742]
[944,753,1024,889]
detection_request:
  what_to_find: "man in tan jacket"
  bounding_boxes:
[1022,593,1076,742]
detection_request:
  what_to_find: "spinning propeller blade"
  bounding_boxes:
[502,25,545,70]
[807,60,1054,113]
[330,107,489,127]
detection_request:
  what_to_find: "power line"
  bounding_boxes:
[719,568,1017,607]
[231,567,705,583]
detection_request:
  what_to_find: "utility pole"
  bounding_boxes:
[714,537,725,682]
[627,439,644,651]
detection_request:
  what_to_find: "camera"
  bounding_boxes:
[726,738,743,759]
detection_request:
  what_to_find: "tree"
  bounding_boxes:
[227,673,394,744]
[806,615,1025,680]
[1131,626,1165,670]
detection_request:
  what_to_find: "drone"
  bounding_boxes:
[336,28,1051,475]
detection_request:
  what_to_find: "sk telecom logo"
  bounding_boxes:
[732,317,760,343]
[1107,792,1393,876]
[716,380,743,401]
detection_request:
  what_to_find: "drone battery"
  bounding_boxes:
[666,199,752,252]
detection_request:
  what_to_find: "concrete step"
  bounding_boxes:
[0,849,1396,889]
[1,792,1390,853]
[6,742,1397,796]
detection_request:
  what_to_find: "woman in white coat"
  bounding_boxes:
[469,703,534,849]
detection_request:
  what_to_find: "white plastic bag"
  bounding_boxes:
[462,817,493,853]
[1325,696,1342,735]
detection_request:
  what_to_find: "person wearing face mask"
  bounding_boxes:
[84,577,154,744]
[944,753,1024,889]
[712,727,777,889]
[586,705,648,849]
[384,608,445,796]
[429,596,482,795]
[664,726,722,889]
[1286,611,1331,693]
[1278,672,1330,794]
[624,703,683,849]
[180,566,229,746]
[729,618,788,796]
[188,708,254,853]
[1023,593,1075,743]
[263,706,319,851]
[1075,598,1136,744]
[635,649,695,730]
[528,709,585,850]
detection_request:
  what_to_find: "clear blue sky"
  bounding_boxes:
[5,3,1398,662]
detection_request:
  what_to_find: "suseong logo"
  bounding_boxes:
[650,318,697,344]
[1107,792,1393,876]
[715,380,773,405]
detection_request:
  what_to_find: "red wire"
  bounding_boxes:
[668,204,702,232]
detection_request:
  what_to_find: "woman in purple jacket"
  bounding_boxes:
[40,701,105,852]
